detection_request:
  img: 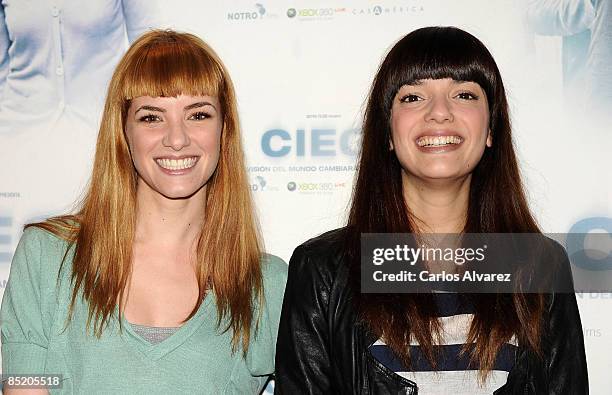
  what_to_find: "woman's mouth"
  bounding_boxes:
[416,135,463,147]
[155,156,199,171]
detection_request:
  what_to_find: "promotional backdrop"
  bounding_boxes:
[0,0,610,393]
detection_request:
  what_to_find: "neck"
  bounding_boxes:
[134,181,206,248]
[402,172,471,234]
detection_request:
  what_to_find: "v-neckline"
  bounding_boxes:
[119,294,215,361]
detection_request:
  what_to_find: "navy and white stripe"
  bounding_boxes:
[369,293,517,395]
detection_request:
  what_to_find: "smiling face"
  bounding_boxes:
[124,94,223,200]
[390,78,492,182]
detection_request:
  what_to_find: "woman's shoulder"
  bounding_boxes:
[20,225,73,251]
[290,227,349,271]
[1,226,74,334]
[298,227,348,253]
[281,227,352,295]
[260,253,288,286]
[13,226,74,275]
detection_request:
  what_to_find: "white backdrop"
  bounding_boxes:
[0,0,610,393]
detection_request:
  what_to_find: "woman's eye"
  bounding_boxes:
[400,94,422,103]
[456,92,478,100]
[138,114,161,123]
[189,111,210,121]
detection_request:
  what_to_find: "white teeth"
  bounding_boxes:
[417,136,463,147]
[155,157,198,171]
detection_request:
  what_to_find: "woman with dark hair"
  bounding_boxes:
[0,30,287,394]
[275,27,587,394]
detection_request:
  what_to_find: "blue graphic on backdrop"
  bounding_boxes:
[567,217,612,271]
[527,0,612,114]
[0,216,12,263]
[261,128,359,157]
[0,1,161,131]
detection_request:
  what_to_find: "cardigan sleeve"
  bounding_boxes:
[226,254,288,393]
[0,228,62,374]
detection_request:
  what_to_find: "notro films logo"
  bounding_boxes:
[227,3,268,21]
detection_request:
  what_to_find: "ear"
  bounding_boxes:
[389,138,394,151]
[486,129,492,147]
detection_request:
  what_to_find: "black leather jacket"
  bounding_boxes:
[275,228,588,394]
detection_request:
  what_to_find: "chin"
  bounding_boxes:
[139,175,208,200]
[414,164,449,175]
[424,160,471,176]
[158,186,203,200]
[418,169,467,181]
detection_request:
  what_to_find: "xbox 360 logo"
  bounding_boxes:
[287,182,297,191]
[287,8,297,18]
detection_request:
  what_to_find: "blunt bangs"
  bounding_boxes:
[119,33,224,102]
[380,27,502,118]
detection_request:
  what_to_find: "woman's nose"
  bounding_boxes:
[425,96,454,123]
[162,120,191,150]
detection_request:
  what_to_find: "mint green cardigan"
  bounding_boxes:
[0,228,288,394]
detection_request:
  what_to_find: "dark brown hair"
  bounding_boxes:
[346,26,544,378]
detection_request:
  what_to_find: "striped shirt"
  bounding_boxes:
[369,293,517,395]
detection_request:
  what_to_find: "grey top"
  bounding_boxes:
[129,322,181,345]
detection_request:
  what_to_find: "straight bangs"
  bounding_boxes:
[119,36,225,104]
[380,27,501,120]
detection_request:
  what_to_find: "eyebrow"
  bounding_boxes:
[405,79,475,86]
[135,105,165,114]
[184,101,217,111]
[134,101,217,114]
[451,80,475,85]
